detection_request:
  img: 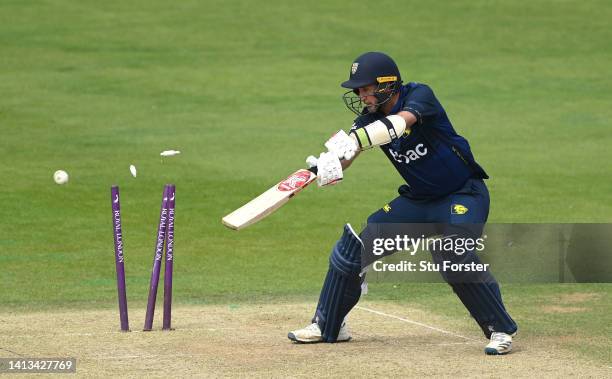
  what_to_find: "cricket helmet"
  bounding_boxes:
[341,52,403,115]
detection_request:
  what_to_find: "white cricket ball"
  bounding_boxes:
[129,164,137,178]
[53,170,69,185]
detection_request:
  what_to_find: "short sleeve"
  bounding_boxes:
[402,84,438,125]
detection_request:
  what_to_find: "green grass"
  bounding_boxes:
[1,0,610,364]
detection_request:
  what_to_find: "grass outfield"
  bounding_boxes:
[1,0,610,368]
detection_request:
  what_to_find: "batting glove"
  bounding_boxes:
[305,152,343,187]
[325,130,359,160]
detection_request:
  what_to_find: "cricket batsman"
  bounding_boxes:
[288,52,518,355]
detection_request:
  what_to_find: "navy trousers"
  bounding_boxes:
[364,178,517,337]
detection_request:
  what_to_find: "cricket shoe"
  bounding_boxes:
[287,322,351,343]
[484,332,514,355]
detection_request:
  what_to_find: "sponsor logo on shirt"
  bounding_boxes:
[389,143,428,164]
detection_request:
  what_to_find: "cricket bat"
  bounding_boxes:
[222,117,408,230]
[222,167,317,230]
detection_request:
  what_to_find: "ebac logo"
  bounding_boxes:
[278,170,313,191]
[389,143,428,165]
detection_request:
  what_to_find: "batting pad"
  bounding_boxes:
[315,224,363,342]
[450,282,518,338]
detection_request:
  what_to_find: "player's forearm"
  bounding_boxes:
[350,113,416,149]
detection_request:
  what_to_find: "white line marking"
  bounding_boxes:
[355,305,479,342]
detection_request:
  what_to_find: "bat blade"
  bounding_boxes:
[222,168,317,230]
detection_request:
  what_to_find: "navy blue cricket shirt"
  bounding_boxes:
[351,82,488,200]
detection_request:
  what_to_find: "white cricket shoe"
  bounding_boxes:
[288,322,351,343]
[485,332,513,355]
